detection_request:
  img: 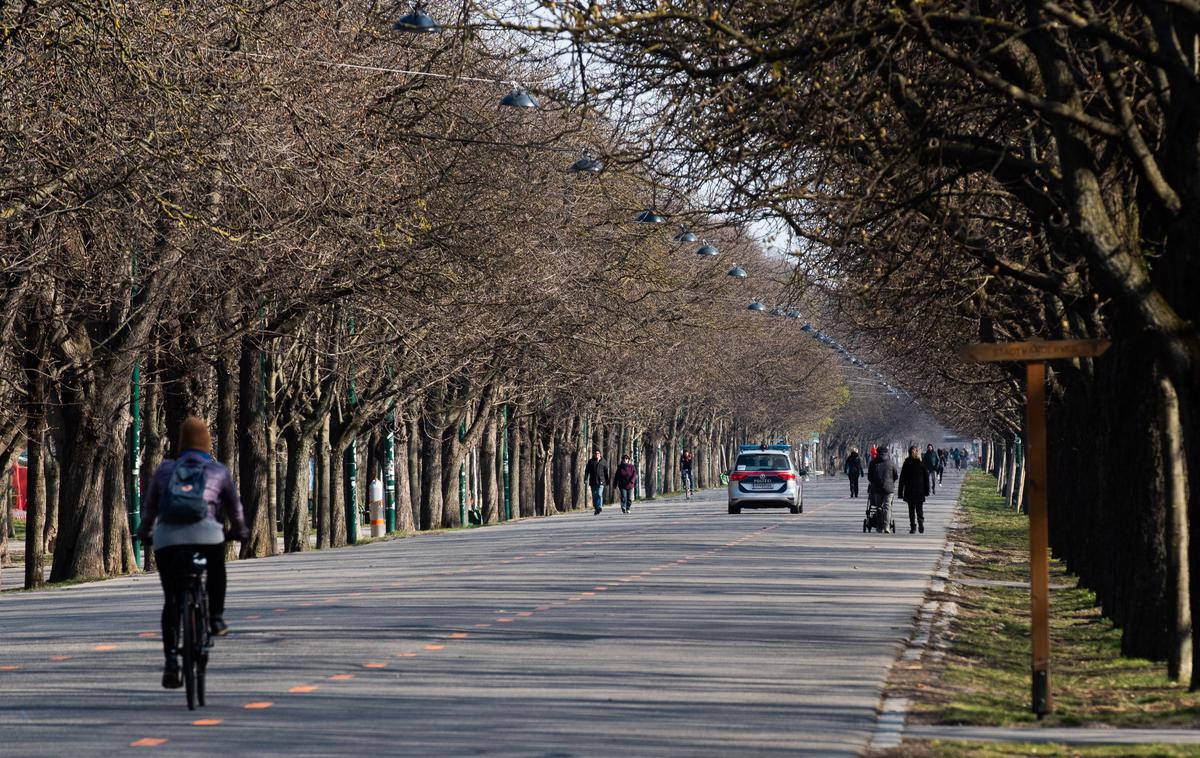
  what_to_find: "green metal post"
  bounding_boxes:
[346,441,358,544]
[384,408,397,532]
[129,363,142,565]
[459,421,467,527]
[632,437,640,501]
[502,404,511,521]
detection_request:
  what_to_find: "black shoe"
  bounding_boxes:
[919,524,925,533]
[593,508,602,515]
[162,659,183,689]
[210,616,229,636]
[910,526,916,534]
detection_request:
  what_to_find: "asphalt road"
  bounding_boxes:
[1,471,963,757]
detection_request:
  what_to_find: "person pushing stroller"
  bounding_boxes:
[865,446,898,533]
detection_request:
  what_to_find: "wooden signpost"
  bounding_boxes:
[961,338,1110,716]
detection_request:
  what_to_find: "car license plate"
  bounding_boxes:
[751,481,775,491]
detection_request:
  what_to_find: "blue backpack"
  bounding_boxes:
[160,458,210,523]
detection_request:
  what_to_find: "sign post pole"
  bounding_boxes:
[961,338,1109,717]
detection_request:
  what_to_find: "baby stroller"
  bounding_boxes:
[862,487,895,533]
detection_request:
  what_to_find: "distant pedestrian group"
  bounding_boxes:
[584,449,639,515]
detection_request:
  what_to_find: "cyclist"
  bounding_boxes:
[679,450,695,498]
[137,417,248,689]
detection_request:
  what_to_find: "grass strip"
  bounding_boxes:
[915,470,1200,727]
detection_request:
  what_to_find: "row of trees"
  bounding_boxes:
[0,2,842,589]
[527,0,1200,685]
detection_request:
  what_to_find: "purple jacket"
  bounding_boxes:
[613,462,638,490]
[137,450,247,550]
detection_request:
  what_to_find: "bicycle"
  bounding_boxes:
[177,551,212,710]
[681,469,694,499]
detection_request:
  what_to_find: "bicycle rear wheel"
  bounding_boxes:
[196,594,210,706]
[182,590,198,710]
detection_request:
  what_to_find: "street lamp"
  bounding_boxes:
[747,301,766,312]
[673,226,698,242]
[500,86,539,108]
[637,209,667,224]
[696,241,719,257]
[769,305,785,317]
[569,151,603,173]
[393,2,441,32]
[786,309,802,319]
[727,264,747,279]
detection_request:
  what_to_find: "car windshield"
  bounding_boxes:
[736,454,791,472]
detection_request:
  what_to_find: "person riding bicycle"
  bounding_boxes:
[136,417,248,689]
[679,450,695,498]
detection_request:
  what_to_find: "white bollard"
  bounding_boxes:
[369,478,385,537]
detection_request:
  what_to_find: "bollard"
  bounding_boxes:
[369,479,385,538]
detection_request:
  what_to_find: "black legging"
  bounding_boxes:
[155,544,226,658]
[848,473,860,497]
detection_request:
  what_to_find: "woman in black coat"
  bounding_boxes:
[897,446,929,534]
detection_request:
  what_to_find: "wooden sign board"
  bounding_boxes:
[960,339,1110,364]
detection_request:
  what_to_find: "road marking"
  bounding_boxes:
[246,614,261,620]
[0,665,19,671]
[192,719,223,726]
[496,617,513,622]
[395,652,418,657]
[329,674,355,681]
[363,662,388,669]
[423,644,446,651]
[244,702,274,709]
[93,644,117,651]
[516,611,533,617]
[448,632,469,638]
[289,685,320,693]
[137,631,157,639]
[50,655,72,662]
[474,623,492,628]
[131,738,169,747]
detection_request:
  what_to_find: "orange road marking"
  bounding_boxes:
[423,644,446,651]
[474,623,492,628]
[244,702,273,709]
[593,586,608,590]
[300,602,316,607]
[496,618,513,623]
[512,556,524,560]
[329,674,356,681]
[536,606,550,611]
[568,597,582,601]
[192,719,223,726]
[448,632,469,639]
[349,593,363,598]
[50,656,71,662]
[137,632,158,639]
[0,665,20,671]
[93,644,117,651]
[130,738,168,747]
[581,592,595,596]
[273,608,287,613]
[363,662,388,669]
[395,652,418,658]
[289,685,319,693]
[246,614,261,620]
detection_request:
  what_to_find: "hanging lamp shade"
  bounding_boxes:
[769,305,785,317]
[500,87,539,108]
[673,226,698,242]
[393,3,440,32]
[747,301,766,312]
[636,209,667,224]
[569,152,603,173]
[696,242,719,257]
[801,323,813,332]
[727,265,747,279]
[786,309,801,319]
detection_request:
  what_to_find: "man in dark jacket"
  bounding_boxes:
[922,444,940,495]
[899,446,930,533]
[613,454,638,513]
[843,448,865,498]
[867,446,898,533]
[583,449,610,515]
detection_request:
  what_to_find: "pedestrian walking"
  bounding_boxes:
[136,417,249,689]
[898,446,929,533]
[937,448,948,482]
[844,448,864,498]
[679,450,695,498]
[922,444,940,495]
[584,449,610,515]
[867,445,898,533]
[951,447,961,470]
[614,454,638,513]
[960,447,970,468]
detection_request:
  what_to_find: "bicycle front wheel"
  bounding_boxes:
[182,590,198,710]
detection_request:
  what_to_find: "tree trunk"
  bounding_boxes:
[42,442,59,554]
[481,412,499,523]
[24,417,46,589]
[420,411,444,531]
[520,416,536,517]
[102,432,136,574]
[394,420,415,531]
[406,416,422,525]
[329,441,347,547]
[1160,372,1192,683]
[282,429,313,553]
[237,338,273,558]
[315,413,331,549]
